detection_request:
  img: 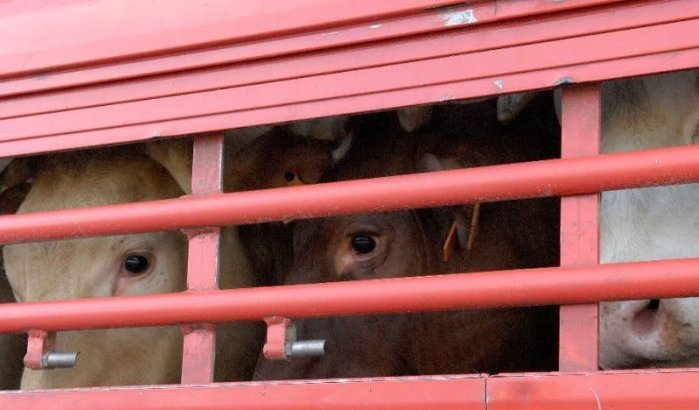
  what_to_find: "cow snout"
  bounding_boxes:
[601,298,699,369]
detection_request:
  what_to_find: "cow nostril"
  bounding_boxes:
[632,300,662,336]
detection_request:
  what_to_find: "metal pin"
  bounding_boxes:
[41,352,79,369]
[286,340,325,358]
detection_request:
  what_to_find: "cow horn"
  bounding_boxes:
[331,132,353,164]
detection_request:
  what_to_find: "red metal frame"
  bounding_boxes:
[558,85,601,371]
[1,0,699,408]
[2,0,698,157]
[180,133,224,383]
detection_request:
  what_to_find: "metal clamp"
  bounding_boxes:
[24,330,79,370]
[263,316,325,360]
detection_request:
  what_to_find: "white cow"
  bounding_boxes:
[498,70,699,369]
[2,142,262,389]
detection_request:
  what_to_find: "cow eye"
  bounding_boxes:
[283,171,295,182]
[122,253,151,276]
[351,235,376,254]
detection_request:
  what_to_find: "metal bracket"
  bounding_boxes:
[262,316,325,360]
[24,329,79,370]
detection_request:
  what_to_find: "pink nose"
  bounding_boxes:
[630,299,661,336]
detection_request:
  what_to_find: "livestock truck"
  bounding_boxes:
[1,1,698,408]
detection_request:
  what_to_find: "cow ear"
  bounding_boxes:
[0,157,40,215]
[397,106,434,132]
[143,138,193,195]
[420,154,480,261]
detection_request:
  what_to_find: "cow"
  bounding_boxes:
[253,98,561,380]
[229,127,340,286]
[0,174,32,390]
[1,142,263,389]
[497,70,699,369]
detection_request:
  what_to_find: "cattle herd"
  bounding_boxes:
[0,70,698,389]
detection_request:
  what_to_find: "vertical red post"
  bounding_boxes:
[181,133,224,384]
[559,84,601,371]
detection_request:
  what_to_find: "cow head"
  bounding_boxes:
[1,145,193,389]
[254,104,560,380]
[597,70,699,369]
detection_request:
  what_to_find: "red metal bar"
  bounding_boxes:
[488,370,699,409]
[0,375,485,410]
[0,144,698,244]
[0,0,628,101]
[559,85,601,371]
[1,257,699,333]
[180,133,223,384]
[3,368,699,410]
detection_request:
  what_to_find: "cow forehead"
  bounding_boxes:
[19,153,182,213]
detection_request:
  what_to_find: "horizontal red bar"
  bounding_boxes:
[3,369,699,410]
[1,257,699,333]
[489,369,699,409]
[0,144,697,244]
[0,374,485,410]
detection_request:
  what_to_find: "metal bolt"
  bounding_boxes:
[285,340,325,358]
[41,352,79,369]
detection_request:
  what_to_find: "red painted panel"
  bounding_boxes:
[0,0,628,98]
[488,370,699,409]
[0,144,697,243]
[180,134,224,383]
[0,0,457,78]
[2,14,698,156]
[4,43,698,158]
[559,86,601,371]
[5,15,699,143]
[0,375,485,410]
[1,256,699,334]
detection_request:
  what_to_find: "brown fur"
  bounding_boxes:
[254,98,560,379]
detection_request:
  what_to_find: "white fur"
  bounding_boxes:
[596,71,699,369]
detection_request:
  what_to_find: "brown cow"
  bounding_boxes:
[229,127,340,286]
[254,98,561,379]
